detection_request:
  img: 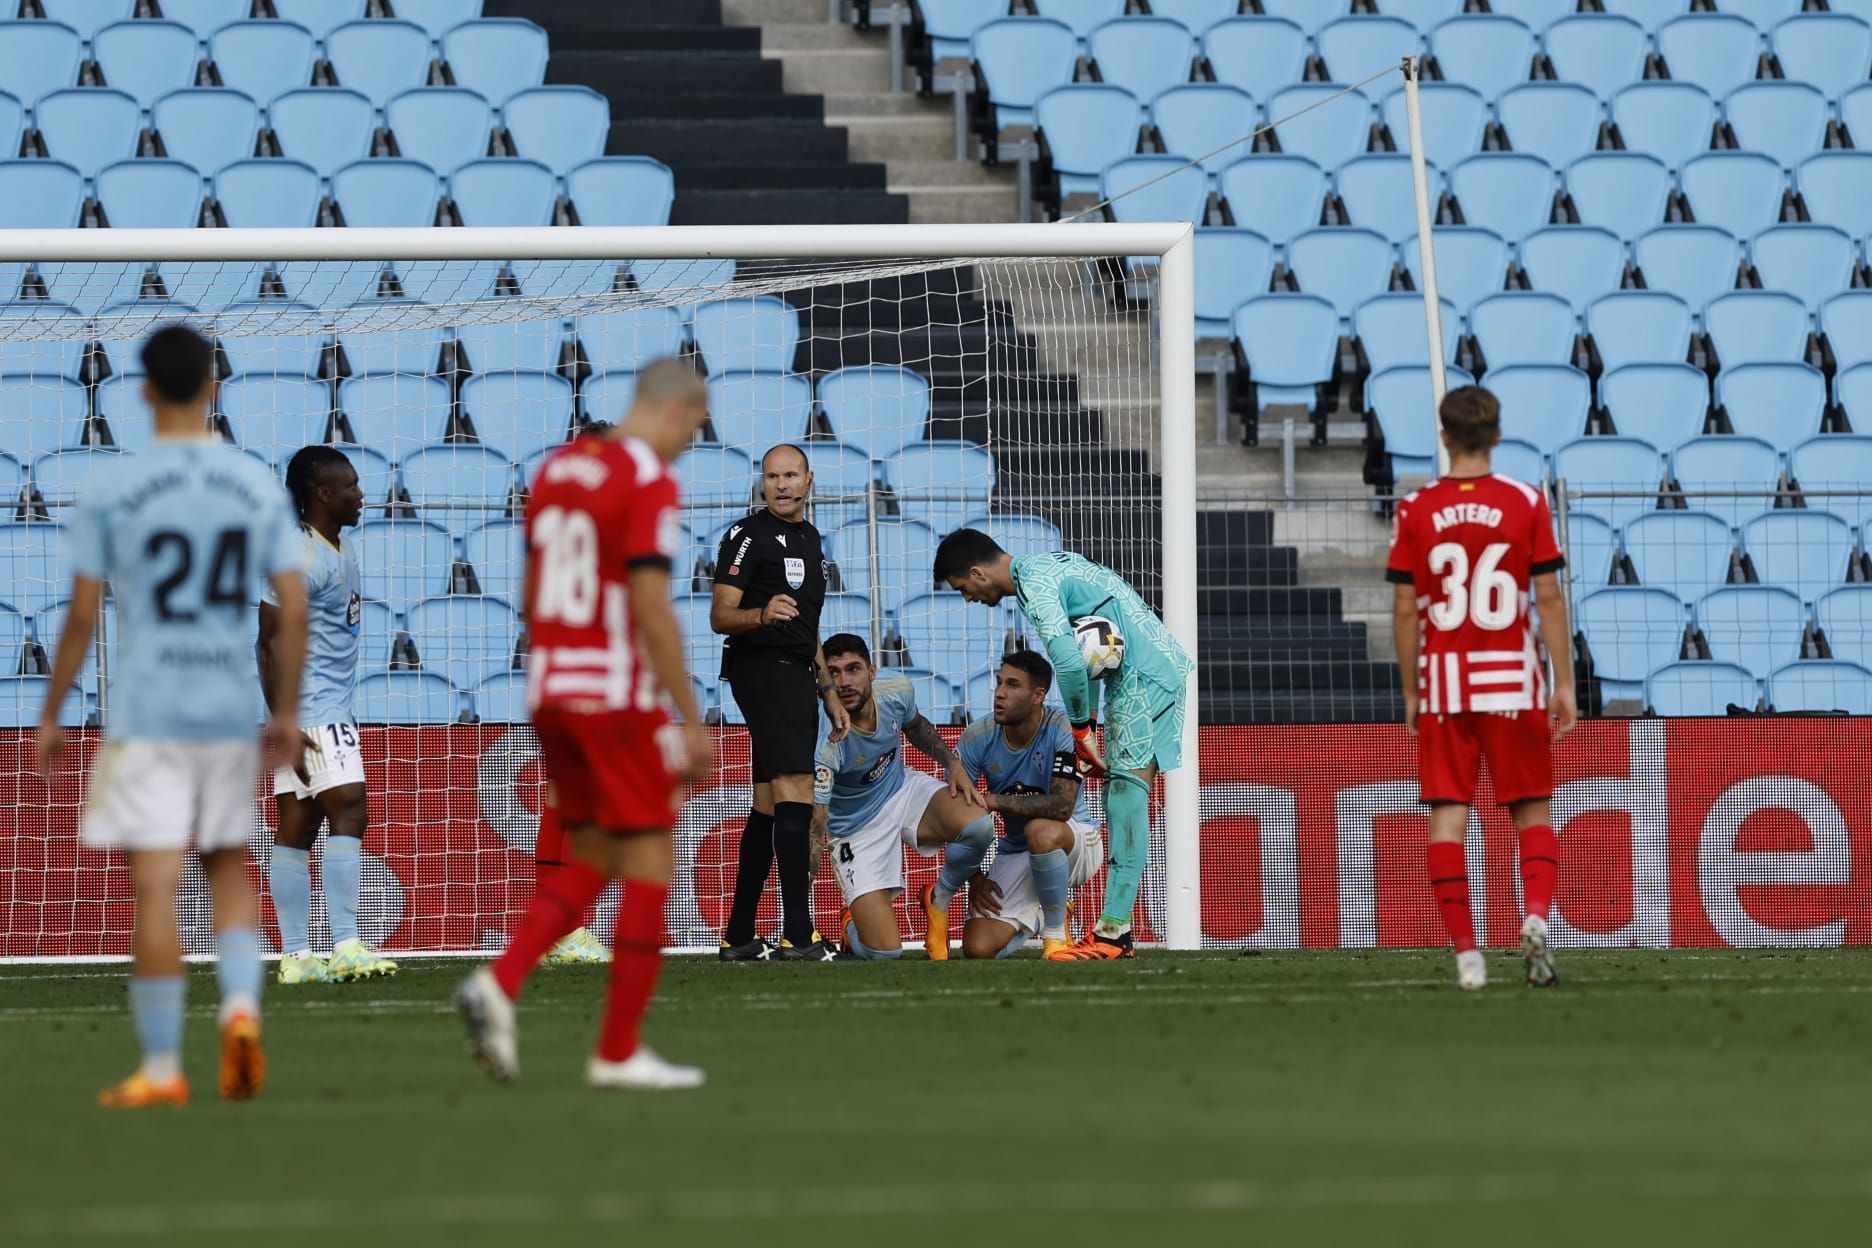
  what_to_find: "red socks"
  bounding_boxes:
[1425,841,1477,954]
[493,859,605,1000]
[1519,825,1558,923]
[597,879,669,1063]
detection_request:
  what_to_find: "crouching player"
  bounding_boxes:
[812,633,993,960]
[954,651,1103,960]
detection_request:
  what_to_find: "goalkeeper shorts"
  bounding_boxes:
[1103,673,1186,774]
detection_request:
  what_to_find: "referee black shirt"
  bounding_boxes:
[714,507,829,677]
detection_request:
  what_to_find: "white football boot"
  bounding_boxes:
[455,967,519,1082]
[586,1046,706,1091]
[1456,949,1488,991]
[1521,914,1558,988]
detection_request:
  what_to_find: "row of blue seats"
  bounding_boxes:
[1641,658,1872,714]
[1567,508,1872,604]
[23,2,487,45]
[0,14,547,109]
[1,84,623,181]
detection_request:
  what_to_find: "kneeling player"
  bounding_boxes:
[813,633,992,960]
[954,651,1102,960]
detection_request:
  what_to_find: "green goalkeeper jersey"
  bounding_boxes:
[1010,551,1193,725]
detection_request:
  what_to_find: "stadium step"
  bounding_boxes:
[607,120,849,171]
[1199,690,1406,725]
[486,0,725,25]
[555,52,787,101]
[1199,511,1278,548]
[605,91,825,121]
[676,162,886,191]
[674,189,909,226]
[1199,659,1400,695]
[533,23,762,52]
[1196,586,1345,619]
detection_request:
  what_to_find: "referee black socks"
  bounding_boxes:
[772,802,816,948]
[724,808,775,947]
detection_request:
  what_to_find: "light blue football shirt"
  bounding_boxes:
[262,527,360,726]
[813,671,921,840]
[63,441,302,740]
[957,707,1090,854]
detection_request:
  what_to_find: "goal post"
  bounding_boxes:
[0,222,1201,958]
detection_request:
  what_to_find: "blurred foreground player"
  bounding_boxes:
[455,359,715,1089]
[36,325,308,1106]
[1386,385,1576,990]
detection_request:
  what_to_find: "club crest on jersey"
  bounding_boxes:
[346,592,361,631]
[784,557,805,589]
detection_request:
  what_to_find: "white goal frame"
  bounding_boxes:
[0,222,1203,951]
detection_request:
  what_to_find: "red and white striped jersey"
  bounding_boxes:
[1385,473,1566,714]
[524,433,682,714]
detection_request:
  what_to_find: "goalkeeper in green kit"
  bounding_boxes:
[935,530,1192,960]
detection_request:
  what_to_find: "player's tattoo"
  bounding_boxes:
[988,777,1079,822]
[902,713,959,770]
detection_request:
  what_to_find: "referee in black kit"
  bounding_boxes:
[711,444,851,962]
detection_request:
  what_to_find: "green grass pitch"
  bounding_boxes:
[3,950,1870,1246]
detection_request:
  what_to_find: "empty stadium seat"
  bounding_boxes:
[1672,435,1783,527]
[575,306,687,376]
[473,670,527,723]
[461,373,573,464]
[1611,82,1717,173]
[1470,292,1578,370]
[817,365,931,458]
[1193,227,1274,339]
[221,376,333,455]
[1518,226,1627,317]
[0,382,88,467]
[673,591,716,674]
[1353,292,1458,374]
[917,0,1015,65]
[0,605,23,676]
[332,159,442,228]
[0,19,81,107]
[818,592,876,646]
[95,377,157,451]
[1029,0,1126,43]
[1151,85,1258,179]
[1257,0,1350,38]
[1427,16,1535,105]
[209,20,316,104]
[1316,16,1422,102]
[1719,362,1827,454]
[1816,582,1872,666]
[1544,15,1649,101]
[1588,293,1695,373]
[33,449,123,514]
[461,519,520,605]
[357,669,457,724]
[971,17,1077,135]
[1600,0,1694,32]
[95,158,204,229]
[37,0,133,44]
[704,373,813,451]
[1790,435,1872,529]
[1743,509,1855,602]
[806,441,876,535]
[1202,16,1308,102]
[1657,14,1762,99]
[0,159,79,229]
[967,512,1063,559]
[33,88,141,178]
[887,441,995,533]
[0,676,86,729]
[676,445,755,517]
[1369,364,1478,476]
[1624,510,1735,601]
[578,372,636,428]
[1336,155,1439,245]
[1492,438,1545,485]
[267,88,374,180]
[1633,224,1744,312]
[326,20,434,110]
[383,87,491,177]
[1087,18,1194,102]
[152,87,260,176]
[1795,153,1872,238]
[1678,152,1786,242]
[1837,363,1872,425]
[1844,80,1872,146]
[1448,153,1556,240]
[1821,292,1872,373]
[1233,294,1341,412]
[450,158,556,226]
[1576,586,1687,698]
[454,321,564,377]
[896,591,1004,676]
[1101,154,1209,225]
[1494,83,1603,170]
[353,518,455,612]
[1645,660,1759,715]
[693,297,800,377]
[826,519,941,604]
[1147,0,1238,36]
[272,0,367,43]
[93,20,201,113]
[1400,227,1509,316]
[1217,154,1326,243]
[159,0,252,38]
[1286,228,1395,324]
[1267,84,1375,171]
[0,95,20,165]
[337,326,445,379]
[1380,82,1485,172]
[563,157,675,228]
[339,374,452,457]
[1566,511,1618,595]
[1718,0,1806,33]
[338,443,394,503]
[215,157,321,227]
[1488,364,1591,455]
[407,595,520,689]
[1725,81,1829,171]
[1772,13,1872,100]
[1766,659,1872,713]
[502,86,610,177]
[0,304,85,376]
[1034,85,1143,200]
[0,520,64,616]
[1553,437,1666,526]
[1567,152,1672,241]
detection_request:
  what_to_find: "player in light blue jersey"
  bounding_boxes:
[936,530,1193,961]
[954,651,1104,961]
[259,446,397,985]
[812,632,994,959]
[35,325,308,1108]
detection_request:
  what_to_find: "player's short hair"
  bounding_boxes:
[762,443,810,473]
[140,324,215,404]
[932,528,1005,584]
[1439,385,1501,455]
[822,632,872,665]
[631,356,706,409]
[582,419,614,436]
[1000,649,1052,693]
[284,445,353,520]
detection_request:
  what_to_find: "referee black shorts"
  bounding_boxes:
[726,653,820,783]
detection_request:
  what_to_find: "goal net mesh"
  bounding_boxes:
[0,252,1168,958]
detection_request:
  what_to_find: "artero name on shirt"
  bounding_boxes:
[1430,503,1505,532]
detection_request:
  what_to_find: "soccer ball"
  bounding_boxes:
[1073,615,1126,678]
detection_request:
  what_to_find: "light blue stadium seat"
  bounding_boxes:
[1600,0,1693,32]
[1087,18,1195,103]
[1489,0,1584,29]
[896,591,1004,677]
[1470,292,1577,370]
[462,520,521,605]
[564,157,676,227]
[1725,82,1829,171]
[337,326,445,378]
[462,373,573,464]
[1632,225,1743,314]
[1194,227,1274,339]
[819,593,876,648]
[1767,659,1872,713]
[158,0,252,39]
[96,158,204,229]
[1554,436,1666,526]
[0,676,87,729]
[575,306,687,376]
[338,443,394,504]
[1493,437,1546,485]
[1672,435,1783,527]
[92,20,200,113]
[0,93,20,164]
[354,518,454,611]
[407,594,519,690]
[473,670,527,723]
[826,518,941,605]
[957,666,1000,720]
[332,159,442,228]
[1217,154,1326,244]
[1489,364,1591,455]
[450,158,556,226]
[215,157,321,226]
[1844,80,1872,146]
[1544,15,1649,101]
[1576,586,1687,698]
[1316,16,1422,102]
[0,604,23,675]
[1380,82,1486,169]
[1150,84,1257,179]
[1795,153,1872,238]
[1267,84,1375,171]
[886,441,995,534]
[1029,0,1126,43]
[676,445,755,518]
[325,20,433,111]
[1624,510,1735,601]
[1379,0,1469,37]
[152,87,259,176]
[806,441,876,535]
[1837,363,1872,425]
[338,374,451,458]
[918,0,1012,65]
[1742,509,1854,603]
[209,20,316,105]
[1202,17,1308,101]
[33,89,141,178]
[1645,660,1759,715]
[268,88,374,179]
[673,592,717,676]
[388,0,485,40]
[1495,82,1603,170]
[32,449,123,514]
[221,376,332,457]
[1337,155,1440,245]
[1353,292,1458,372]
[383,87,490,177]
[1258,0,1352,38]
[1820,292,1872,372]
[38,0,133,43]
[1518,226,1627,318]
[357,669,457,724]
[0,521,64,616]
[0,304,86,377]
[0,382,87,465]
[1588,293,1694,373]
[454,321,564,376]
[1427,16,1536,105]
[1718,362,1826,454]
[39,261,161,314]
[902,669,960,724]
[1815,583,1872,667]
[1369,364,1478,477]
[1147,0,1238,36]
[271,0,367,43]
[1772,13,1872,100]
[505,258,619,301]
[1719,0,1805,33]
[502,86,610,178]
[0,160,82,228]
[0,20,81,107]
[966,512,1063,559]
[1790,435,1872,530]
[1034,85,1143,200]
[1656,15,1762,100]
[1448,153,1557,241]
[1100,154,1209,225]
[1401,227,1510,316]
[816,364,930,457]
[96,376,159,451]
[1678,152,1784,243]
[971,17,1078,134]
[1233,293,1341,411]
[704,373,813,452]
[1565,511,1617,595]
[1610,82,1717,173]
[578,371,636,427]
[693,297,800,377]
[1286,228,1395,324]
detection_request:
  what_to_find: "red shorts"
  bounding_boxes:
[1416,708,1553,807]
[532,704,683,832]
